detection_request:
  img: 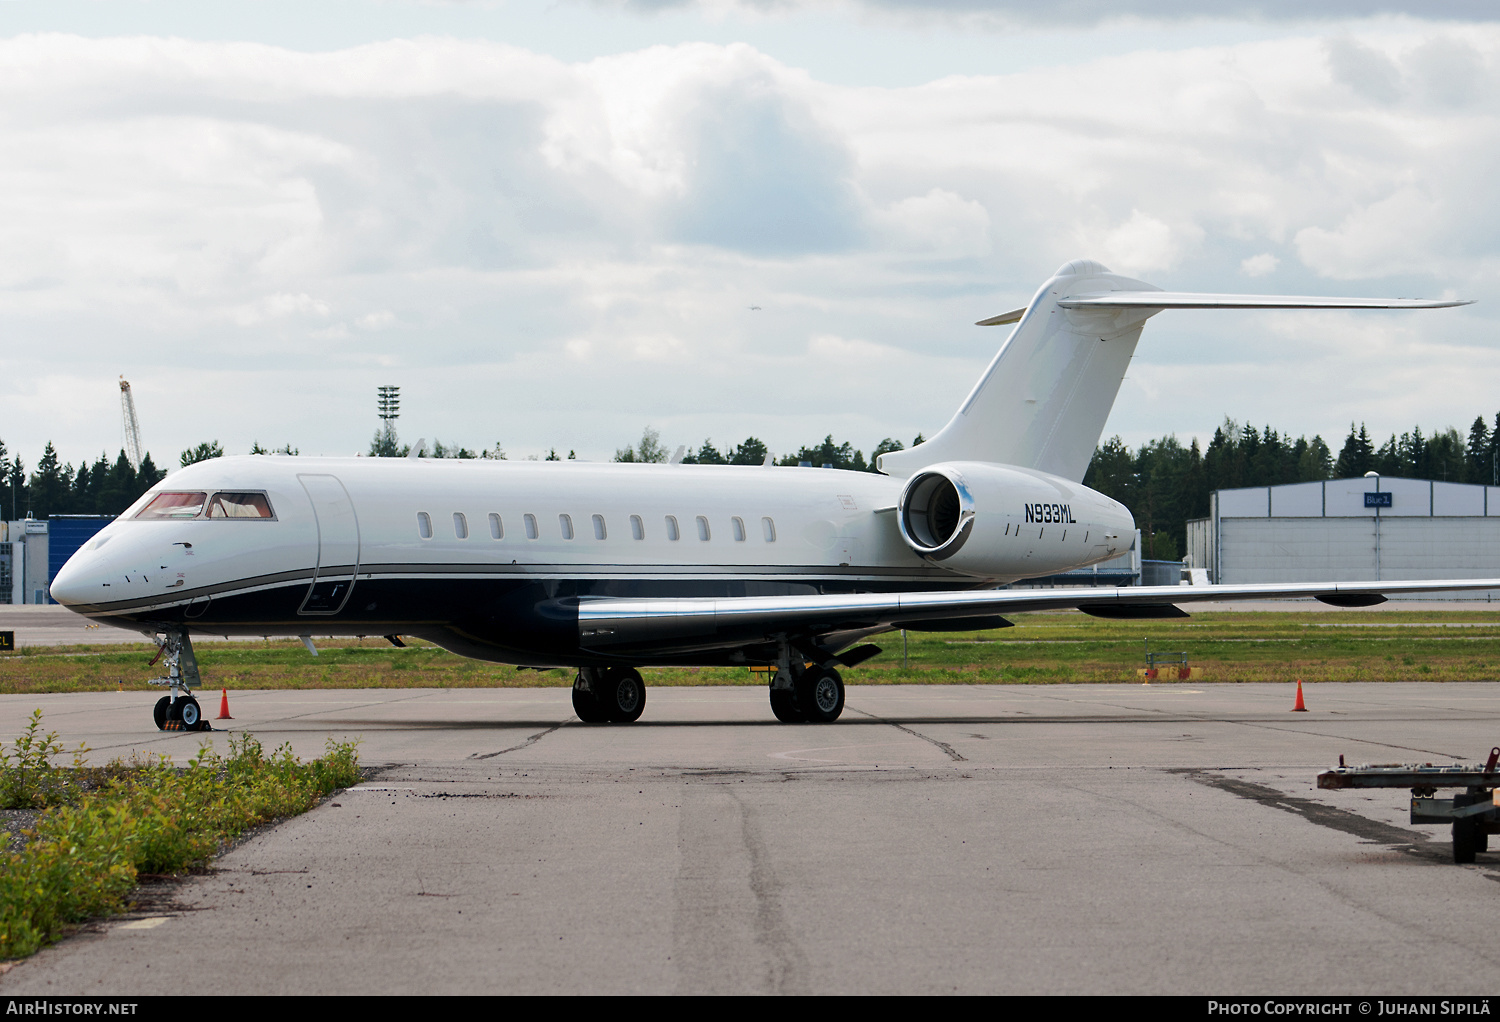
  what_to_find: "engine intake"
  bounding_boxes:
[898,468,975,559]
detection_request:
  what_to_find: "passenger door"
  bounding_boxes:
[298,474,360,615]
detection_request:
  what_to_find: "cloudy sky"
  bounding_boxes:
[1,0,1497,472]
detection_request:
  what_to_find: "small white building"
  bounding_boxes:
[0,519,49,604]
[1186,476,1500,599]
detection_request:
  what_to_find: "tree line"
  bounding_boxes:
[0,440,165,521]
[1083,416,1500,562]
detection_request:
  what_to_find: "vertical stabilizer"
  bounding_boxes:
[878,260,1161,482]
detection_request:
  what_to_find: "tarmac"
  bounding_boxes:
[3,680,1500,994]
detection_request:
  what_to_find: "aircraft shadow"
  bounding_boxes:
[310,714,1227,729]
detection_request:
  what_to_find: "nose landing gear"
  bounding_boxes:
[147,628,211,732]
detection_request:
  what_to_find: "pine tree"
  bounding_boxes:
[180,441,224,467]
[728,437,769,466]
[27,443,68,518]
[1334,423,1375,477]
[1467,416,1491,484]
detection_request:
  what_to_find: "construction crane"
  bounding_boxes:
[119,377,143,472]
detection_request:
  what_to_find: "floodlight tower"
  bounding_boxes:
[119,377,144,472]
[377,385,400,422]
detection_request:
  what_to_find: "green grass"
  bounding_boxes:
[2,609,1500,692]
[0,716,360,960]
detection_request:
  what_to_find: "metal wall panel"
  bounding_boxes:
[1433,482,1486,516]
[1218,487,1270,517]
[1269,481,1322,517]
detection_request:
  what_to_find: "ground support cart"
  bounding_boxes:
[1317,749,1500,863]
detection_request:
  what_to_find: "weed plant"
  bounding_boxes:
[0,717,360,960]
[0,709,89,809]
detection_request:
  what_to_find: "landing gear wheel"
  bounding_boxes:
[573,672,609,720]
[153,697,170,731]
[769,687,803,723]
[178,697,202,731]
[1454,818,1480,864]
[572,674,610,723]
[596,668,646,723]
[796,667,844,724]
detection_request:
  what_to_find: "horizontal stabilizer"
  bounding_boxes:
[1057,292,1473,311]
[975,307,1026,326]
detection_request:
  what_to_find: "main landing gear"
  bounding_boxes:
[572,666,647,723]
[147,627,210,732]
[769,661,845,724]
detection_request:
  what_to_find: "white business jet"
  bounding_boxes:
[50,259,1484,730]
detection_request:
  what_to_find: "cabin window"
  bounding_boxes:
[489,513,503,540]
[630,515,644,540]
[762,517,776,542]
[696,516,711,541]
[731,516,746,542]
[207,492,274,519]
[417,512,433,539]
[559,514,575,540]
[590,514,605,540]
[453,513,468,539]
[665,515,680,541]
[524,514,539,540]
[135,492,207,520]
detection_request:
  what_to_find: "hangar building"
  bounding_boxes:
[1185,476,1500,598]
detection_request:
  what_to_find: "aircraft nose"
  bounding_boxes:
[49,556,90,607]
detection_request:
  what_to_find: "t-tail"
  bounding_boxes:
[876,259,1471,482]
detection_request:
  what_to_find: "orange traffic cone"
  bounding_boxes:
[1292,679,1307,712]
[216,688,233,720]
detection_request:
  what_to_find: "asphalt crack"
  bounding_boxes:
[845,707,966,762]
[470,720,569,760]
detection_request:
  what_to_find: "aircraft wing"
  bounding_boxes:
[1056,292,1473,311]
[576,578,1500,655]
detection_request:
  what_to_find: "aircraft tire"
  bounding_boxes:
[572,676,610,723]
[796,667,844,724]
[769,687,803,723]
[598,668,646,723]
[179,697,202,731]
[153,697,170,731]
[1455,819,1480,864]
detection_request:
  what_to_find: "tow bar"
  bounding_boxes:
[1317,747,1500,863]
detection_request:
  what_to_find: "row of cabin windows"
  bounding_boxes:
[416,511,776,543]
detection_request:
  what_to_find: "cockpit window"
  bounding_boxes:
[134,492,208,519]
[208,492,274,519]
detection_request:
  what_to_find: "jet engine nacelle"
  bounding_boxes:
[896,461,1135,579]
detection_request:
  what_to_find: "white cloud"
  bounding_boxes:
[356,310,396,330]
[1084,210,1204,278]
[1241,252,1279,277]
[872,189,991,257]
